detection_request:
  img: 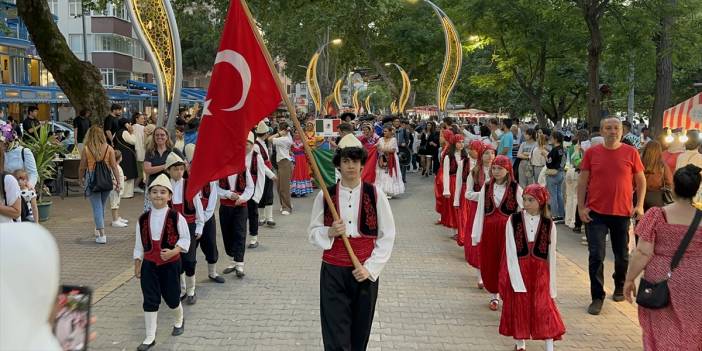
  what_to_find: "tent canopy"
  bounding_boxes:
[663,92,702,130]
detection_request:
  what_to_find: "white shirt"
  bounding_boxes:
[193,181,218,234]
[246,147,268,203]
[505,212,558,298]
[133,206,191,260]
[133,124,146,162]
[308,182,396,282]
[0,175,21,223]
[272,134,293,162]
[465,165,490,202]
[471,181,524,246]
[443,153,474,207]
[217,169,255,204]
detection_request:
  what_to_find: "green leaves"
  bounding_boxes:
[22,125,66,203]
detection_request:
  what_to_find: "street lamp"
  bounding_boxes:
[384,62,411,114]
[305,38,342,115]
[406,0,462,114]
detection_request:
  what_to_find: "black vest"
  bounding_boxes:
[218,171,247,193]
[168,178,196,215]
[511,212,551,260]
[323,182,378,237]
[484,180,519,216]
[139,209,180,252]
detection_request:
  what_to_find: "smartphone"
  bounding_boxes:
[53,285,92,351]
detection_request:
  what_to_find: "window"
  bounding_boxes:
[47,0,59,15]
[92,3,129,21]
[69,0,81,17]
[132,40,145,60]
[100,68,115,87]
[94,34,133,56]
[69,34,83,53]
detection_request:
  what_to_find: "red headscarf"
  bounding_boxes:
[473,143,496,187]
[491,155,514,181]
[451,134,465,145]
[440,129,454,158]
[524,184,550,207]
[469,140,485,155]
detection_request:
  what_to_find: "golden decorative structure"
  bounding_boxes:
[385,63,412,114]
[390,99,398,115]
[437,15,461,112]
[364,93,373,115]
[352,90,361,115]
[333,78,344,109]
[305,52,322,115]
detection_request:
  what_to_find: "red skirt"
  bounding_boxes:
[499,246,566,340]
[479,211,509,293]
[291,153,311,182]
[434,168,444,214]
[463,199,480,267]
[455,185,468,246]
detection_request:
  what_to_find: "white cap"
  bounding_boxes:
[164,152,185,169]
[184,144,195,162]
[149,174,173,193]
[247,131,255,144]
[255,121,269,134]
[337,134,363,149]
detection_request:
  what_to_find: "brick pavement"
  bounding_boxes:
[46,175,643,350]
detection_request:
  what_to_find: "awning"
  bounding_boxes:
[663,93,702,130]
[0,84,69,103]
[126,80,207,103]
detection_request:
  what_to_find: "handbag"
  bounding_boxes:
[660,166,674,205]
[90,147,114,193]
[636,209,702,309]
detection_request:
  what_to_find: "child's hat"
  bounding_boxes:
[164,152,185,170]
[148,174,173,193]
[255,121,269,134]
[247,131,255,144]
[337,134,363,149]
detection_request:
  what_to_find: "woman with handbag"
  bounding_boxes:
[78,126,121,244]
[623,164,702,351]
[641,141,674,212]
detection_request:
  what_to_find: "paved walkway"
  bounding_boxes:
[46,174,642,350]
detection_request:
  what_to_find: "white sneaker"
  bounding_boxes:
[281,210,290,216]
[117,217,129,224]
[96,235,107,244]
[134,187,144,193]
[111,221,128,228]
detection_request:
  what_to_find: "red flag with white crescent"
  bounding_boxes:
[186,0,281,199]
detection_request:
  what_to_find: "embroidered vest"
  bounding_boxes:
[322,182,378,267]
[484,180,519,216]
[249,150,259,185]
[200,182,212,208]
[448,154,471,181]
[168,178,196,223]
[139,209,181,265]
[218,171,247,207]
[255,140,272,168]
[511,212,551,260]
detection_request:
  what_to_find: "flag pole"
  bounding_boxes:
[240,0,362,271]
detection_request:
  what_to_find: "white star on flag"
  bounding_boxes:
[202,99,212,117]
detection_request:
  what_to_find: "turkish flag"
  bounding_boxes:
[186,0,281,199]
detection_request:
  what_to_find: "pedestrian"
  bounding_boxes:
[253,121,276,229]
[640,141,673,212]
[375,123,405,198]
[113,118,137,198]
[516,128,537,187]
[393,117,411,183]
[143,127,186,212]
[464,141,494,288]
[21,106,41,140]
[442,134,469,242]
[0,149,21,223]
[623,164,702,351]
[419,121,438,177]
[108,150,127,228]
[246,132,273,249]
[102,104,122,146]
[500,184,566,351]
[308,134,396,351]
[472,155,523,311]
[435,129,455,226]
[358,123,379,151]
[530,134,548,184]
[271,122,293,215]
[410,123,421,173]
[545,131,566,223]
[131,112,146,193]
[566,129,589,232]
[622,121,641,150]
[2,124,38,188]
[290,132,314,197]
[133,174,190,350]
[73,109,91,153]
[497,119,514,161]
[577,117,646,315]
[78,126,121,244]
[217,156,254,278]
[13,169,38,222]
[674,130,702,204]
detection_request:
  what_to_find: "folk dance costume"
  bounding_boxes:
[499,185,565,351]
[290,137,314,197]
[309,134,396,351]
[472,156,523,310]
[464,142,493,270]
[375,136,405,197]
[435,129,456,227]
[217,165,255,277]
[133,174,190,350]
[247,132,275,248]
[255,121,276,227]
[441,134,471,241]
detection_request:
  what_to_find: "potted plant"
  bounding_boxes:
[23,124,66,221]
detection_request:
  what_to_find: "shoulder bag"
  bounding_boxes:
[660,165,674,205]
[636,209,702,309]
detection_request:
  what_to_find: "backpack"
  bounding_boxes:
[0,173,31,222]
[89,147,114,193]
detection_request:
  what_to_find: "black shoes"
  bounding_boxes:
[612,287,625,302]
[172,318,185,336]
[136,341,155,351]
[573,226,582,233]
[185,294,197,305]
[266,220,276,227]
[588,299,604,315]
[208,274,225,283]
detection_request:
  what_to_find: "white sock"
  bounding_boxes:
[173,303,183,328]
[250,236,258,244]
[476,269,483,283]
[515,339,526,349]
[546,339,554,351]
[235,261,244,268]
[226,259,236,269]
[264,206,273,221]
[143,311,157,344]
[180,273,186,295]
[185,275,195,296]
[208,263,218,277]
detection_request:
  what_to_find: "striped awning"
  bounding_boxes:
[663,93,702,130]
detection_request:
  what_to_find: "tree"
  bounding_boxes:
[17,0,109,122]
[575,0,610,129]
[651,0,676,136]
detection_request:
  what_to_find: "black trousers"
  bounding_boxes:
[199,216,219,264]
[320,263,378,351]
[247,199,259,237]
[219,205,248,262]
[140,259,182,312]
[585,211,630,300]
[574,205,583,229]
[181,222,198,276]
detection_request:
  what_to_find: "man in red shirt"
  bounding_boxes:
[577,117,646,315]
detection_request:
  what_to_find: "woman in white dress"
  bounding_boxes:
[376,124,405,198]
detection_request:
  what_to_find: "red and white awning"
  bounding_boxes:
[663,93,702,130]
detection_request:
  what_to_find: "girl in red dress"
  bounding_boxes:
[499,184,565,351]
[442,134,469,241]
[464,141,495,288]
[471,155,523,311]
[435,129,456,228]
[290,133,314,197]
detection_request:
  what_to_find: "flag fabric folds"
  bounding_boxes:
[186,0,281,199]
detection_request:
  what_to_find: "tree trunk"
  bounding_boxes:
[651,0,675,137]
[582,0,607,131]
[17,0,109,123]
